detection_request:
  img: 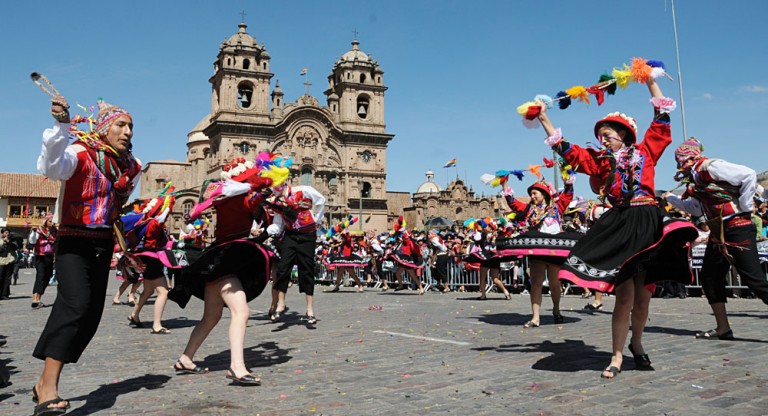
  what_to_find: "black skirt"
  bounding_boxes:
[558,205,698,293]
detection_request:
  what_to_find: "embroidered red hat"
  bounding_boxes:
[674,137,704,164]
[594,112,638,144]
[221,157,259,183]
[527,181,552,202]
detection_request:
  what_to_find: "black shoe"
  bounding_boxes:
[584,303,603,311]
[553,313,564,324]
[226,368,261,385]
[628,344,653,369]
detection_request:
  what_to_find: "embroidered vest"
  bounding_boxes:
[691,159,741,218]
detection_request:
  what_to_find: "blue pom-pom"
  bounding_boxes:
[534,94,554,109]
[509,170,525,181]
[555,91,571,110]
[647,60,665,69]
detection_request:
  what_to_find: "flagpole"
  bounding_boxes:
[671,0,688,140]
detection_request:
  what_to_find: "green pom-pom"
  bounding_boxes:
[598,73,617,95]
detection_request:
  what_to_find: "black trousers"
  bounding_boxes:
[33,255,54,295]
[700,224,768,305]
[432,253,449,284]
[0,263,13,298]
[275,233,316,296]
[33,236,112,363]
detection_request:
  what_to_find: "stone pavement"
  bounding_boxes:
[1,268,768,415]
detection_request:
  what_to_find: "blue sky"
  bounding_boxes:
[2,0,766,199]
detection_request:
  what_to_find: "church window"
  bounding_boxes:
[300,167,313,186]
[361,181,372,198]
[237,82,253,108]
[263,62,267,69]
[347,73,351,80]
[356,95,370,119]
[227,58,231,66]
[277,98,281,106]
[238,142,251,154]
[243,59,250,70]
[360,74,366,83]
[332,103,337,112]
[203,147,210,158]
[377,76,381,84]
[182,201,194,215]
[328,174,338,187]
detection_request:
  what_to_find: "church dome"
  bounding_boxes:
[341,40,370,62]
[222,22,261,52]
[416,170,442,194]
[187,114,211,143]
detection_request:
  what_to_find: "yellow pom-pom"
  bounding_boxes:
[260,166,290,187]
[612,65,632,89]
[516,101,536,117]
[490,177,502,187]
[565,86,590,104]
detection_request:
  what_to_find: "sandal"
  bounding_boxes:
[600,366,621,379]
[504,292,511,300]
[381,286,389,292]
[174,360,208,375]
[553,313,564,324]
[695,329,735,340]
[330,286,340,293]
[226,367,261,386]
[127,315,144,328]
[523,320,540,328]
[475,295,487,301]
[305,315,317,325]
[584,303,603,311]
[112,300,121,305]
[628,344,652,369]
[150,328,171,335]
[33,398,69,416]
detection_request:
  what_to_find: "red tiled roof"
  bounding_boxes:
[0,173,60,198]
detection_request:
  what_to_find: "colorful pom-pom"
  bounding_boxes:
[612,65,632,89]
[555,91,571,110]
[630,57,652,84]
[517,101,536,117]
[565,86,590,104]
[534,94,553,109]
[598,73,618,95]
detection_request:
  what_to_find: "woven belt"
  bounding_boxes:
[58,226,113,240]
[724,214,752,228]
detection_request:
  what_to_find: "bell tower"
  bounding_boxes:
[325,39,387,134]
[209,21,273,124]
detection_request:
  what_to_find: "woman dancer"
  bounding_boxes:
[388,217,425,294]
[169,155,288,385]
[536,77,697,378]
[463,221,511,300]
[327,232,366,292]
[28,215,57,309]
[33,96,142,415]
[502,177,578,327]
[125,188,179,334]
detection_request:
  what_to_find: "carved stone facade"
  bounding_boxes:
[141,22,393,235]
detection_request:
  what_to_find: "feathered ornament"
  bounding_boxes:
[543,157,555,168]
[392,215,406,235]
[326,215,359,238]
[630,57,652,84]
[612,64,632,89]
[647,60,667,79]
[527,164,543,180]
[598,73,618,95]
[481,170,525,188]
[534,94,553,109]
[555,91,571,110]
[565,85,590,104]
[585,85,605,105]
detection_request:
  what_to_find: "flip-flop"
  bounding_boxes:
[600,366,621,379]
[150,328,171,335]
[695,329,734,340]
[174,361,208,375]
[33,397,69,416]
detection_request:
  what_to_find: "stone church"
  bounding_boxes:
[141,22,394,235]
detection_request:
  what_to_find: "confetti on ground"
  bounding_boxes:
[402,374,411,378]
[279,394,287,399]
[692,384,703,389]
[294,369,304,373]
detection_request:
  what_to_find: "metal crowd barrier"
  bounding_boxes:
[316,248,768,294]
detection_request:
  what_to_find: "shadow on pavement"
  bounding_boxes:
[204,341,293,371]
[473,339,612,372]
[473,312,583,327]
[66,373,172,415]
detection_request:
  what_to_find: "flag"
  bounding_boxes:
[443,158,457,168]
[300,68,308,76]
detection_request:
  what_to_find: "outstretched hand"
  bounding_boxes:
[50,95,70,123]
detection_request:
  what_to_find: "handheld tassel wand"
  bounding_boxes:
[30,72,62,97]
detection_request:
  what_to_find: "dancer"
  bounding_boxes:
[388,217,425,294]
[33,96,142,415]
[665,137,768,339]
[536,77,697,378]
[502,176,578,327]
[428,230,451,293]
[28,215,57,309]
[170,156,286,385]
[125,187,179,334]
[327,231,366,292]
[463,221,511,300]
[268,184,325,324]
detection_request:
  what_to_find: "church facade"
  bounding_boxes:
[141,22,394,235]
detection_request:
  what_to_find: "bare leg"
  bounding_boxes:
[547,263,562,316]
[710,303,731,334]
[407,268,424,294]
[152,280,171,332]
[490,268,509,299]
[347,268,364,291]
[128,282,141,304]
[217,276,253,378]
[306,294,315,318]
[34,358,68,410]
[131,278,161,324]
[179,281,224,368]
[628,274,652,356]
[527,259,546,326]
[113,279,130,303]
[602,278,634,378]
[478,267,488,299]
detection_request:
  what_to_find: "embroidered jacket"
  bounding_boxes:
[505,184,574,234]
[28,226,56,256]
[271,186,325,235]
[552,118,671,207]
